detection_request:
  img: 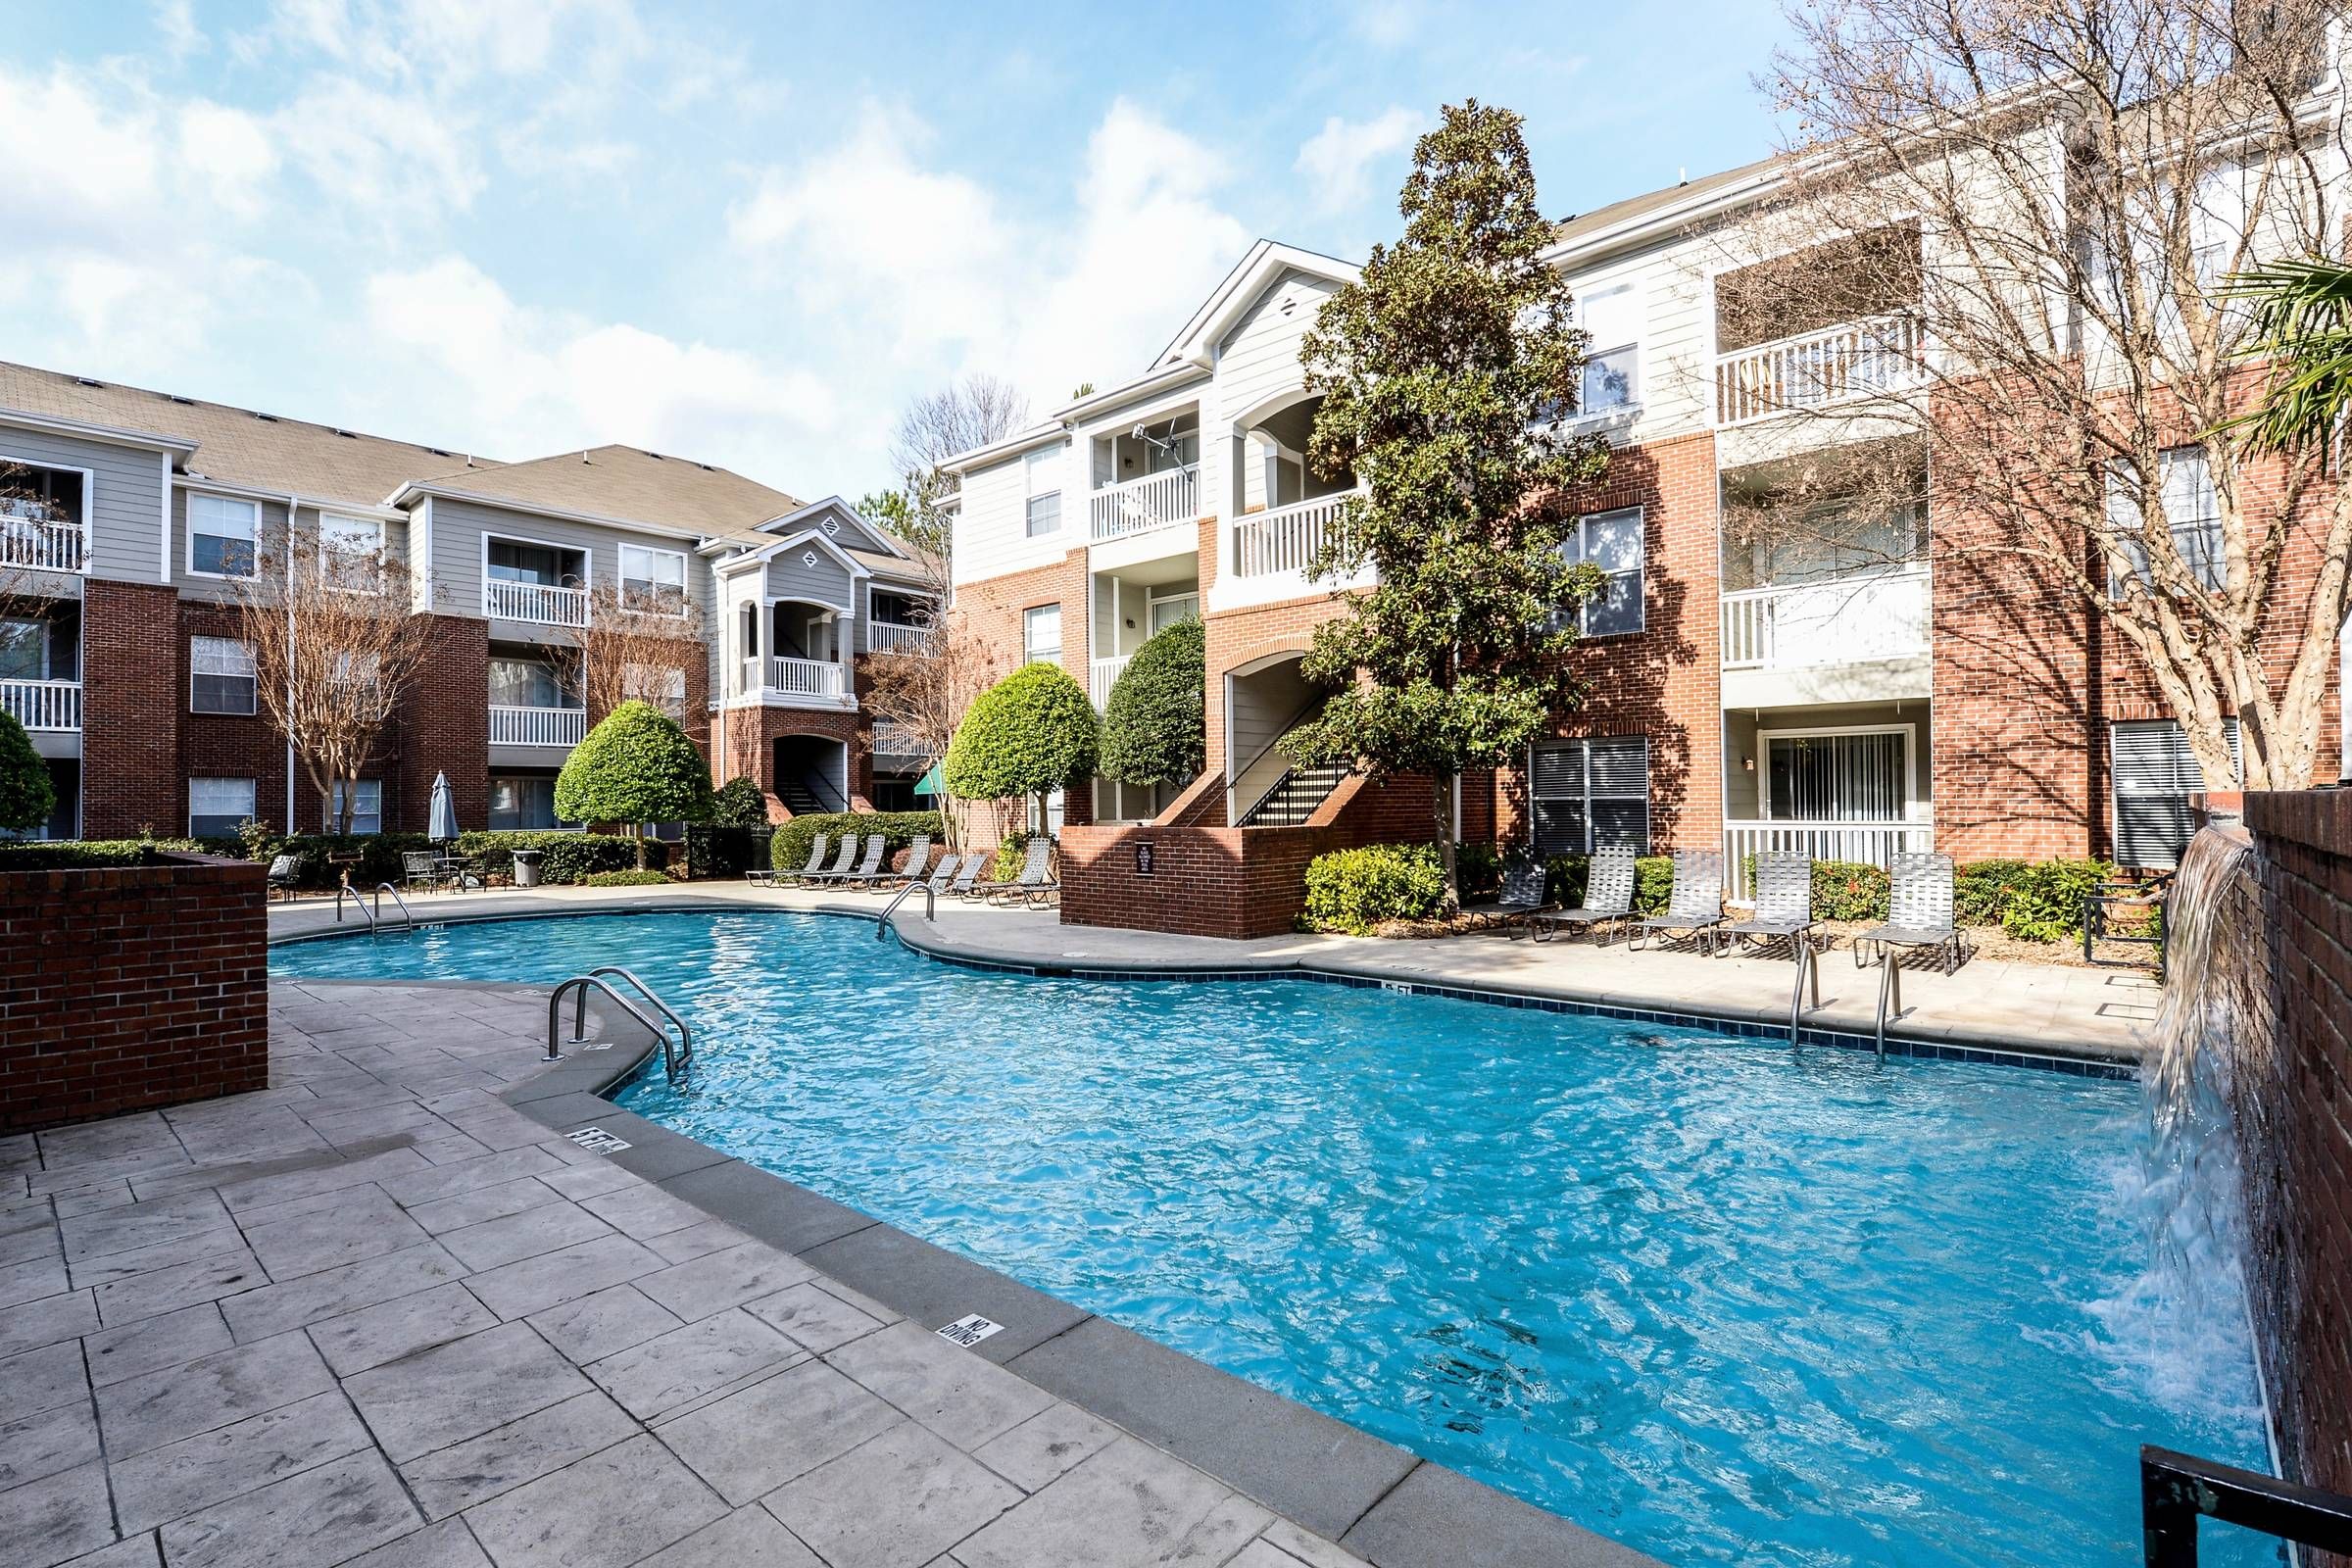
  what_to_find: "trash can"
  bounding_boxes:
[513,850,544,888]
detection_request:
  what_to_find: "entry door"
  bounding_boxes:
[1764,731,1907,821]
[1149,594,1199,634]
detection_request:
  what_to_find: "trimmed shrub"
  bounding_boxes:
[770,810,944,874]
[581,869,670,888]
[1098,619,1204,786]
[555,702,714,865]
[710,776,769,829]
[944,663,1097,819]
[0,711,56,833]
[1540,853,1676,916]
[263,832,437,889]
[1301,842,1448,934]
[685,824,772,880]
[1956,857,2117,941]
[0,837,220,871]
[459,831,662,884]
[1736,856,1891,922]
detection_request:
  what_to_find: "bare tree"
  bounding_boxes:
[861,618,1001,849]
[879,374,1032,565]
[1716,0,2352,790]
[574,582,706,725]
[235,525,438,835]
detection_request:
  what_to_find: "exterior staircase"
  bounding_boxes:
[776,779,828,816]
[1237,762,1350,827]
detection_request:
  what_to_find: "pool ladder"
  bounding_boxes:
[335,881,416,935]
[547,966,694,1082]
[876,881,934,945]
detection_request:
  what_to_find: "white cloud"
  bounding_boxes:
[1296,107,1426,215]
[155,0,206,60]
[1347,0,1422,49]
[273,74,485,218]
[178,102,279,219]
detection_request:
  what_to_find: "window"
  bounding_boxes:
[619,543,688,614]
[1578,284,1641,416]
[2107,447,2224,592]
[333,650,380,693]
[0,618,47,680]
[1763,730,1909,821]
[326,779,382,835]
[486,539,573,586]
[1529,736,1649,855]
[1025,445,1063,537]
[2113,718,2240,868]
[319,514,383,591]
[189,777,256,838]
[488,775,565,831]
[190,636,258,714]
[188,494,259,578]
[488,658,569,710]
[1022,604,1062,664]
[623,662,688,718]
[1557,508,1644,635]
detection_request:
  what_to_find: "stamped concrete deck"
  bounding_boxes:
[0,976,1654,1568]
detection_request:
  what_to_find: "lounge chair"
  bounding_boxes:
[1852,852,1964,1054]
[1723,852,1820,956]
[920,853,966,896]
[1632,850,1727,955]
[266,853,304,902]
[863,835,932,893]
[776,832,830,888]
[945,853,988,900]
[985,838,1058,907]
[814,835,885,889]
[802,834,860,888]
[1529,844,1637,945]
[1472,859,1551,939]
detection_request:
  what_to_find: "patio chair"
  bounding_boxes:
[945,852,989,900]
[986,838,1061,906]
[777,832,830,888]
[266,853,304,902]
[1632,850,1727,955]
[1470,858,1551,939]
[862,835,932,893]
[813,835,885,889]
[920,853,967,896]
[1723,852,1820,956]
[1852,852,1964,1055]
[802,834,860,888]
[402,851,456,895]
[1529,844,1638,945]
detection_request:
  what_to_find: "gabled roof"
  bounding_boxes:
[1152,239,1359,370]
[0,360,499,512]
[1545,156,1781,263]
[391,445,803,541]
[752,495,906,559]
[713,524,869,581]
[703,496,940,589]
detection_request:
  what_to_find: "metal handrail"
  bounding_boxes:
[335,883,376,929]
[373,883,415,932]
[876,880,934,943]
[1232,695,1333,825]
[2142,1445,2352,1565]
[582,965,692,1077]
[1788,933,1821,1043]
[546,975,672,1076]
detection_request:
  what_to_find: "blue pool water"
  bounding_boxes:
[275,910,2272,1566]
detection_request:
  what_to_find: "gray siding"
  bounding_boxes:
[762,549,855,610]
[170,488,288,604]
[0,422,168,583]
[423,496,716,638]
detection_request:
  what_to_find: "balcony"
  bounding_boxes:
[868,621,928,653]
[1090,466,1199,543]
[1714,311,1926,427]
[1231,491,1362,580]
[484,579,589,627]
[0,678,81,731]
[1723,819,1936,899]
[1721,568,1929,670]
[742,655,852,709]
[1089,655,1130,710]
[488,705,585,748]
[0,517,86,575]
[871,720,923,760]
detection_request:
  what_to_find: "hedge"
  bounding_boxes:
[1954,857,2118,941]
[459,831,667,884]
[686,823,772,880]
[709,776,768,829]
[771,811,944,874]
[0,837,228,872]
[1301,842,1448,934]
[1738,857,1890,922]
[581,869,671,887]
[1542,853,1676,916]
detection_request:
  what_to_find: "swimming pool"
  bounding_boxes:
[274,909,2270,1567]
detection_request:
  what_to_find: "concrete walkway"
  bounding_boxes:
[0,982,1469,1568]
[272,878,2157,1061]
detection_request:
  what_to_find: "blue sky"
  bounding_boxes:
[2,1,1790,499]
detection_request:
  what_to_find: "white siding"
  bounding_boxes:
[950,447,1072,588]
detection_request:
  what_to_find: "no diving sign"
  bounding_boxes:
[937,1313,1003,1348]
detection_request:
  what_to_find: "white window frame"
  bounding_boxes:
[189,635,259,715]
[1756,723,1918,821]
[1559,506,1645,637]
[1528,735,1651,856]
[1025,445,1064,538]
[186,492,261,581]
[0,616,50,680]
[0,452,95,575]
[318,514,385,593]
[326,779,382,835]
[623,662,689,718]
[2105,446,2225,595]
[618,542,689,616]
[1022,604,1062,664]
[189,777,256,838]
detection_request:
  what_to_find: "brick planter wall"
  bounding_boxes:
[0,853,269,1134]
[2237,791,2352,1520]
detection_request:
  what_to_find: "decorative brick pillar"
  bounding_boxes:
[80,579,183,839]
[394,614,489,833]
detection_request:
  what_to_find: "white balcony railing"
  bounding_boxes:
[1720,567,1930,671]
[767,656,848,700]
[868,621,929,653]
[871,720,923,759]
[0,678,81,731]
[484,579,590,627]
[1714,310,1926,426]
[488,705,586,748]
[1723,819,1936,900]
[0,517,87,575]
[1231,491,1362,580]
[1089,655,1131,710]
[1090,466,1199,542]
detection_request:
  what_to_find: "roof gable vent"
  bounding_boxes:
[333,428,358,439]
[74,376,103,388]
[169,395,195,406]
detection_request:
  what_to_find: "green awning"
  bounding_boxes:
[914,763,945,797]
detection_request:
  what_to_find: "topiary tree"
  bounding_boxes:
[1098,618,1204,792]
[710,774,769,828]
[555,700,714,867]
[0,710,55,834]
[943,662,1097,835]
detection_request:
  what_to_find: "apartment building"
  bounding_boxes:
[942,166,2349,936]
[0,362,935,840]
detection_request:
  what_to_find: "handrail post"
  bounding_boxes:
[543,980,570,1061]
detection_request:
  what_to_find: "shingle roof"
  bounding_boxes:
[400,445,805,540]
[1550,156,1779,249]
[0,360,499,511]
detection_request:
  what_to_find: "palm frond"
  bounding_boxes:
[2223,257,2352,453]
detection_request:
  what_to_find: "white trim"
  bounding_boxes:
[413,496,435,613]
[751,495,912,559]
[171,473,399,517]
[617,539,691,616]
[187,775,257,837]
[0,405,199,455]
[385,482,716,545]
[189,634,259,715]
[0,448,96,576]
[159,452,172,584]
[480,528,592,622]
[183,489,263,581]
[1753,722,1919,821]
[1152,240,1359,369]
[722,527,872,581]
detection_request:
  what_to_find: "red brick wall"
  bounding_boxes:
[720,705,870,816]
[80,580,182,839]
[178,600,290,836]
[393,614,488,833]
[949,548,1091,691]
[0,854,267,1133]
[2237,792,2352,1523]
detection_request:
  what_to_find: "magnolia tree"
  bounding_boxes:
[233,525,438,835]
[1725,0,2352,791]
[1292,100,1610,909]
[943,662,1098,844]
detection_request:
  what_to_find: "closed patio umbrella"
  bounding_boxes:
[427,771,460,844]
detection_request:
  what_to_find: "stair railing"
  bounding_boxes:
[1231,696,1335,826]
[2140,1445,2352,1566]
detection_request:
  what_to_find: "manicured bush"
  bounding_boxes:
[0,711,56,834]
[459,830,662,884]
[1736,856,1892,921]
[0,837,220,871]
[770,810,944,874]
[1098,619,1204,786]
[1301,842,1448,934]
[581,869,670,888]
[1956,856,2117,941]
[1541,853,1676,916]
[944,663,1097,824]
[555,701,714,866]
[685,823,772,880]
[710,776,769,829]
